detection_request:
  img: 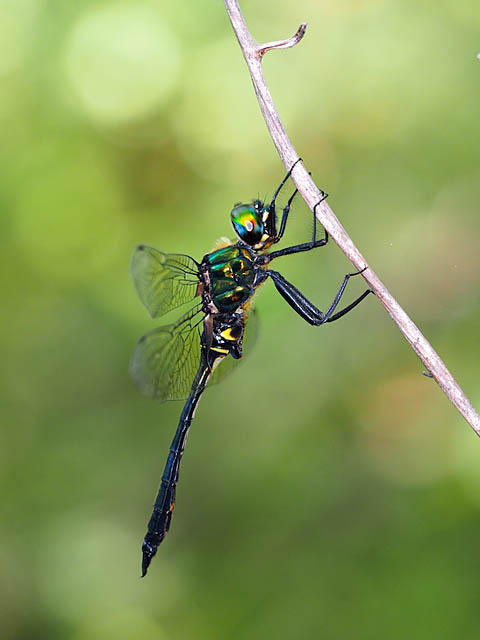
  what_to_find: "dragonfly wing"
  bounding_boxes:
[131,245,200,318]
[210,308,259,386]
[131,305,203,402]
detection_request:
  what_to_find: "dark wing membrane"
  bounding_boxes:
[131,245,200,318]
[131,305,203,402]
[210,308,259,386]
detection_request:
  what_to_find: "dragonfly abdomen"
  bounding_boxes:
[141,358,214,577]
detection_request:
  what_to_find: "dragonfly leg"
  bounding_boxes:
[267,234,328,261]
[323,288,372,323]
[268,268,372,326]
[274,186,299,243]
[310,192,329,248]
[269,158,302,213]
[267,195,330,260]
[320,267,371,323]
[267,159,302,240]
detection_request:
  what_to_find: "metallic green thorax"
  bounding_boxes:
[203,245,259,313]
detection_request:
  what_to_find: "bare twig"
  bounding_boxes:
[224,0,480,436]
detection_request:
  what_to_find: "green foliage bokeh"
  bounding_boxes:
[1,1,480,638]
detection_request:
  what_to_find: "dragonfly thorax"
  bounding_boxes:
[202,244,265,314]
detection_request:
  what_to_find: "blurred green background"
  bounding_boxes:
[2,0,480,638]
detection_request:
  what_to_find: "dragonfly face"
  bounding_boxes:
[131,160,372,576]
[231,200,275,250]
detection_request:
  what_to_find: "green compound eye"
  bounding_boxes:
[231,204,264,246]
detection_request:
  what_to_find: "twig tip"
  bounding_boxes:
[258,21,308,57]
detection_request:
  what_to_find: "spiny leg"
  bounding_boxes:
[321,267,372,323]
[311,192,329,249]
[278,182,329,248]
[267,159,302,241]
[269,157,303,213]
[275,185,300,243]
[324,288,372,323]
[268,267,372,326]
[267,195,330,261]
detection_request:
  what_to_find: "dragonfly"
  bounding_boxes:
[131,160,372,576]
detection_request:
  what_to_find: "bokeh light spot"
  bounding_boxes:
[64,3,180,125]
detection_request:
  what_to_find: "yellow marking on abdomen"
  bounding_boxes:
[211,347,229,354]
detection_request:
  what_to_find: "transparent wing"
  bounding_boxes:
[131,245,200,319]
[131,304,204,402]
[210,308,259,386]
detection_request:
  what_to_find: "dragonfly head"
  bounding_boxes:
[231,200,274,250]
